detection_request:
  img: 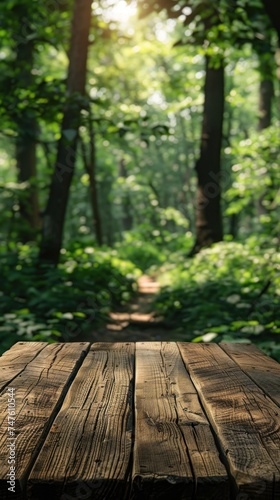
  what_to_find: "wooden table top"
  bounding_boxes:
[0,341,279,500]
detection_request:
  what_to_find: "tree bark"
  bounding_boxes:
[258,78,274,130]
[190,55,224,255]
[257,49,274,216]
[229,213,239,239]
[15,39,41,242]
[119,159,133,232]
[39,0,92,265]
[257,50,274,131]
[261,0,280,44]
[80,114,103,245]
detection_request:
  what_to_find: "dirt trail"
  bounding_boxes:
[87,275,179,342]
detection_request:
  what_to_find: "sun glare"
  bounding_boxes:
[104,0,137,27]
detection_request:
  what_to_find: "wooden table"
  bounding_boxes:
[0,341,279,500]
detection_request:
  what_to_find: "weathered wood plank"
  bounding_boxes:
[220,342,280,407]
[133,342,229,500]
[28,342,134,500]
[0,342,47,391]
[178,342,280,500]
[0,342,90,500]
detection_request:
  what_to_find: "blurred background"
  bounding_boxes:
[0,0,279,359]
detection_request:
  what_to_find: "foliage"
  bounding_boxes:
[0,243,140,354]
[155,240,280,361]
[0,1,279,358]
[115,231,193,271]
[225,124,280,238]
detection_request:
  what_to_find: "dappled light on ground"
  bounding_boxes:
[84,275,182,342]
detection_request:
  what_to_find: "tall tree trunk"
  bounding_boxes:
[257,51,274,131]
[258,78,274,130]
[80,114,103,245]
[16,39,41,242]
[257,49,274,216]
[261,1,280,44]
[229,213,239,239]
[178,113,196,230]
[119,159,133,231]
[190,55,224,255]
[39,0,92,265]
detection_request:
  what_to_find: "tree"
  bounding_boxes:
[190,55,224,254]
[137,0,279,252]
[39,0,93,265]
[0,0,75,243]
[138,0,225,252]
[1,0,277,252]
[257,43,274,131]
[15,36,42,243]
[243,1,277,128]
[80,110,103,245]
[261,0,280,44]
[0,3,42,241]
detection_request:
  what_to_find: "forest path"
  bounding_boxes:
[88,275,179,342]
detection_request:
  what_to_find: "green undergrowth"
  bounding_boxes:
[0,243,141,355]
[154,238,280,361]
[115,231,193,272]
[1,237,279,361]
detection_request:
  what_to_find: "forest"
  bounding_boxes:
[0,0,279,360]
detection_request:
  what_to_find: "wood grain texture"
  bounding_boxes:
[133,342,229,500]
[1,341,279,500]
[220,342,280,407]
[0,342,46,391]
[178,342,280,500]
[28,342,134,500]
[0,342,89,500]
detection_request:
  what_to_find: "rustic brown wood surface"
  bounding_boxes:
[0,342,90,499]
[178,342,280,500]
[220,342,280,406]
[133,342,228,500]
[28,342,134,500]
[0,342,46,390]
[0,341,279,500]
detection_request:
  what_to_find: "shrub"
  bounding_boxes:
[0,243,141,354]
[155,240,280,361]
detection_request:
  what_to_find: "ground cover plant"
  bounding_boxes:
[0,243,140,354]
[154,238,280,361]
